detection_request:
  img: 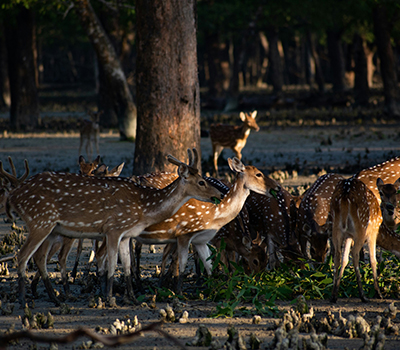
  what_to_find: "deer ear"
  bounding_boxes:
[242,236,252,249]
[228,158,245,173]
[93,155,101,166]
[178,164,190,179]
[79,155,86,165]
[113,163,125,176]
[239,112,246,122]
[251,110,257,119]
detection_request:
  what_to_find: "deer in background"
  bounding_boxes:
[210,110,259,177]
[79,110,103,162]
[6,148,223,306]
[330,177,400,303]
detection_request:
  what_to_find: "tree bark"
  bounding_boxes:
[134,0,201,175]
[4,6,39,131]
[353,33,370,106]
[72,0,137,139]
[327,29,346,93]
[372,3,400,116]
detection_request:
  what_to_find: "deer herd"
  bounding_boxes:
[1,110,400,308]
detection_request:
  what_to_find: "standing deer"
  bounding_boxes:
[30,157,126,299]
[96,158,280,294]
[210,111,259,177]
[79,110,103,162]
[6,148,223,306]
[330,177,400,303]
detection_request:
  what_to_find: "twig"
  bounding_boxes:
[0,321,187,350]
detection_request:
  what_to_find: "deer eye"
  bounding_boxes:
[199,180,206,186]
[256,173,263,178]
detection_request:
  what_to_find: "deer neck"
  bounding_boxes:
[212,174,249,225]
[137,179,190,223]
[377,223,400,258]
[238,123,251,140]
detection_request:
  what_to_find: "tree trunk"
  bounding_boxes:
[72,0,137,139]
[266,27,284,95]
[372,3,400,116]
[134,0,201,175]
[4,6,39,131]
[327,29,346,93]
[306,31,325,93]
[353,33,370,106]
[204,31,225,98]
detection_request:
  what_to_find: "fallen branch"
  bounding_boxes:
[0,321,187,350]
[0,254,16,263]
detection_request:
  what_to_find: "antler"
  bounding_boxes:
[167,148,199,175]
[0,157,30,187]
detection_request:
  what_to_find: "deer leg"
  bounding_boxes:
[96,239,108,296]
[119,237,138,304]
[105,235,120,303]
[71,238,83,280]
[232,146,243,161]
[175,237,193,295]
[212,144,224,177]
[351,242,369,303]
[132,240,145,293]
[95,133,100,156]
[367,237,382,299]
[58,237,76,297]
[29,232,61,306]
[331,237,352,303]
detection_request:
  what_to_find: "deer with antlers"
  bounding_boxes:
[210,111,259,177]
[330,177,400,303]
[6,148,223,306]
[95,158,280,294]
[78,110,103,162]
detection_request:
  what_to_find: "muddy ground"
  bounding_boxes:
[1,114,400,349]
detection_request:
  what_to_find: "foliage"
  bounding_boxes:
[201,245,400,318]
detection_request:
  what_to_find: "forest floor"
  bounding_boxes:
[1,108,400,349]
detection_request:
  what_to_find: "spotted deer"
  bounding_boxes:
[6,148,223,306]
[296,173,345,262]
[30,158,126,299]
[210,111,259,177]
[96,158,280,294]
[246,187,301,269]
[78,110,103,162]
[330,177,400,303]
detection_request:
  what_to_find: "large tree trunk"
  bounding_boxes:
[4,7,39,131]
[72,0,137,140]
[327,29,346,93]
[372,3,400,116]
[353,33,370,106]
[134,0,200,175]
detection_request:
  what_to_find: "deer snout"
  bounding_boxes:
[385,202,395,216]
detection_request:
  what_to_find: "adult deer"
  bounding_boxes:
[78,110,103,162]
[210,111,259,177]
[30,157,126,299]
[6,148,223,306]
[107,157,280,294]
[296,173,345,262]
[330,177,400,303]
